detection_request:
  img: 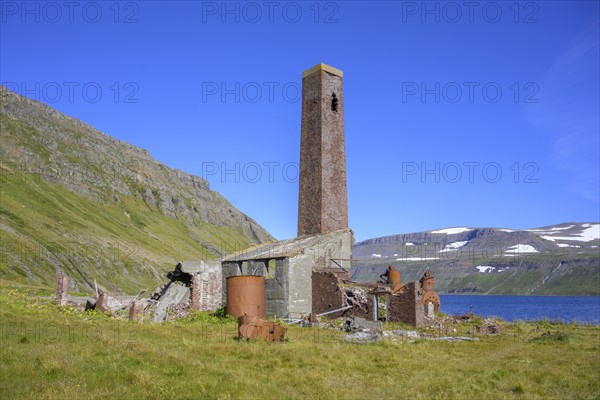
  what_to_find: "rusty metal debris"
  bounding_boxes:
[420,270,440,315]
[227,276,286,341]
[317,305,353,318]
[380,265,401,285]
[237,314,287,341]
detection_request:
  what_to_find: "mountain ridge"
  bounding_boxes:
[0,85,274,294]
[352,222,600,295]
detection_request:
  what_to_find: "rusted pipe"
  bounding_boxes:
[316,305,353,318]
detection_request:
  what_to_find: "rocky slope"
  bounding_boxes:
[0,85,273,294]
[352,223,600,295]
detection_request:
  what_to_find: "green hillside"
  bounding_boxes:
[0,86,273,294]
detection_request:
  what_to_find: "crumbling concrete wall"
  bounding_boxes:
[248,260,266,276]
[190,275,201,310]
[301,229,353,270]
[388,282,425,327]
[201,272,222,311]
[221,229,353,319]
[265,258,289,317]
[288,255,312,318]
[289,229,354,318]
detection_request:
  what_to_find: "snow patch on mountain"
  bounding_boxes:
[431,227,471,234]
[528,225,575,233]
[439,241,469,252]
[505,244,538,254]
[541,224,599,242]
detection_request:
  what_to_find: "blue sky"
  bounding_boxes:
[1,1,599,241]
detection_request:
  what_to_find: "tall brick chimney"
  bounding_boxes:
[297,63,348,236]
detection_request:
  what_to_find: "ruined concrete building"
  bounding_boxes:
[52,64,439,328]
[169,261,222,312]
[156,64,440,327]
[218,63,440,327]
[222,229,353,318]
[149,260,222,322]
[221,63,354,319]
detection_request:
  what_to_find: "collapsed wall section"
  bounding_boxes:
[387,282,425,327]
[311,269,373,319]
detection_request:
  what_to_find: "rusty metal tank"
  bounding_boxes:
[226,275,265,319]
[421,276,435,292]
[388,266,401,285]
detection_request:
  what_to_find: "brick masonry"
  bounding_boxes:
[298,65,348,236]
[128,300,144,321]
[190,271,222,312]
[311,269,429,327]
[55,270,68,306]
[311,268,373,320]
[387,282,426,327]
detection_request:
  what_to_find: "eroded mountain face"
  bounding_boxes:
[0,85,274,294]
[352,223,600,295]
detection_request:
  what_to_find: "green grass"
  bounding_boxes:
[1,285,599,399]
[0,169,253,295]
[1,111,263,295]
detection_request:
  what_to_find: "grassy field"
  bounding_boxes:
[1,282,599,400]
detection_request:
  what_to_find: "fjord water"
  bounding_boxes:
[439,295,600,324]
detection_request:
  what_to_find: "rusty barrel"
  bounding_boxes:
[226,275,265,319]
[388,267,401,285]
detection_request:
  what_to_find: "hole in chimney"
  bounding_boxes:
[331,92,338,112]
